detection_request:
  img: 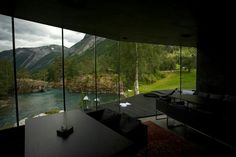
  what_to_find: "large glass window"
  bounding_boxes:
[14,18,63,125]
[64,32,94,111]
[120,42,181,97]
[157,45,180,91]
[119,42,137,98]
[181,47,197,93]
[0,14,16,130]
[96,37,119,111]
[0,15,198,129]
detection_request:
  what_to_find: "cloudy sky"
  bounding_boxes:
[0,14,85,52]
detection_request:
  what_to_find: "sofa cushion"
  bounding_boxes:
[100,109,120,130]
[119,113,141,134]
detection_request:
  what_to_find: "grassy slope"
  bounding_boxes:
[139,70,196,93]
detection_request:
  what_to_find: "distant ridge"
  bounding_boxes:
[68,34,105,56]
[0,34,106,72]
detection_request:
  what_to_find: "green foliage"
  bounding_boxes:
[45,108,60,114]
[181,47,197,72]
[47,57,62,82]
[139,72,165,84]
[79,92,87,110]
[176,64,180,70]
[0,36,197,96]
[63,40,196,93]
[64,58,79,80]
[0,59,14,97]
[96,39,119,74]
[140,73,157,84]
[17,68,31,79]
[159,55,177,70]
[139,70,196,93]
[120,42,136,89]
[181,70,196,89]
[32,69,48,81]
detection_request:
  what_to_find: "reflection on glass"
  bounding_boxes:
[0,14,16,130]
[14,18,63,125]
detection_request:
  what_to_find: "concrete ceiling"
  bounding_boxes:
[0,0,198,47]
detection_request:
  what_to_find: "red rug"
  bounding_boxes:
[136,121,201,157]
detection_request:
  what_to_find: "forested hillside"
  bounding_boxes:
[0,34,196,97]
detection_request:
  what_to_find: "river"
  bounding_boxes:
[0,89,119,129]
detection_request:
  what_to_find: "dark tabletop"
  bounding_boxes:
[25,110,132,157]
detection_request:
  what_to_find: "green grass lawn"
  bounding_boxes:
[139,70,196,94]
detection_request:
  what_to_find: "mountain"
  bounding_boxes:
[0,45,69,72]
[0,34,107,72]
[68,34,106,56]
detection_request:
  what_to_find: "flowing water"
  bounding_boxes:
[0,89,119,129]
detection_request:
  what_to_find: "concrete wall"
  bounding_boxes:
[197,30,236,95]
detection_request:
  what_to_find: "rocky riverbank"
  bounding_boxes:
[17,79,48,94]
[66,74,125,94]
[16,75,125,95]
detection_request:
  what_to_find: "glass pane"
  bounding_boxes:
[14,18,63,125]
[0,14,16,130]
[120,43,180,97]
[96,37,119,112]
[139,44,180,93]
[181,47,197,94]
[157,45,180,91]
[64,31,95,111]
[119,41,136,98]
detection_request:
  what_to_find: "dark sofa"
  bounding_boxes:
[156,93,236,148]
[87,109,148,150]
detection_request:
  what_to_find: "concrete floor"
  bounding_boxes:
[140,115,236,157]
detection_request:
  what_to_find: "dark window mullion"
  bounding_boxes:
[11,17,19,127]
[62,28,66,111]
[94,36,98,110]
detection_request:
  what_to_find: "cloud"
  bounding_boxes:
[64,29,86,47]
[0,40,12,51]
[0,14,13,51]
[0,14,85,52]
